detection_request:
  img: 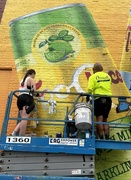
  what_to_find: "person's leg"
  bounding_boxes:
[13,122,20,132]
[103,117,109,139]
[26,96,35,114]
[96,115,104,139]
[11,110,23,135]
[11,122,20,135]
[103,97,112,140]
[19,120,28,135]
[94,98,104,139]
[19,106,30,136]
[11,95,24,135]
[19,96,34,135]
[11,94,32,136]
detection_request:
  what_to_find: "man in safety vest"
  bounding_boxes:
[87,62,112,139]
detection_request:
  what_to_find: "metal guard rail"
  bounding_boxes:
[0,90,130,153]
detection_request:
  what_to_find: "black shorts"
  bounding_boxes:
[94,97,112,118]
[17,94,34,111]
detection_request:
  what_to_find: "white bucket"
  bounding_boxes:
[75,103,92,130]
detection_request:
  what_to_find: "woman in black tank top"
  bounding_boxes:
[11,69,36,136]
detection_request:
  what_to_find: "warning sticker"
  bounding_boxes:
[72,169,82,175]
[49,138,78,146]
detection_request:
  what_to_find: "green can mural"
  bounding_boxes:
[9,3,130,97]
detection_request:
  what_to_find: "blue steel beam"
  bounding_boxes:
[95,139,131,150]
[0,136,130,153]
[0,175,96,180]
[0,137,96,155]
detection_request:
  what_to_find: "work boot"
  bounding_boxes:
[99,135,104,139]
[105,134,109,140]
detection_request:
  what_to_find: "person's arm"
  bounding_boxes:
[26,77,36,95]
[35,80,47,97]
[38,89,48,97]
[87,75,96,93]
[86,76,95,101]
[29,78,47,97]
[30,78,36,91]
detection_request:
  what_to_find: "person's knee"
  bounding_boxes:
[21,120,28,125]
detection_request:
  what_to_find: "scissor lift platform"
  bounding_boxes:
[0,90,130,180]
[0,136,130,153]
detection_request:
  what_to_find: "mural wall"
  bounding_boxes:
[0,0,131,179]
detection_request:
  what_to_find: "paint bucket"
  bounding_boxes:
[75,103,92,130]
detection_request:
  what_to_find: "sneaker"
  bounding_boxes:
[9,134,16,136]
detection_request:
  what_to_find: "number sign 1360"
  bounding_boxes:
[6,136,31,144]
